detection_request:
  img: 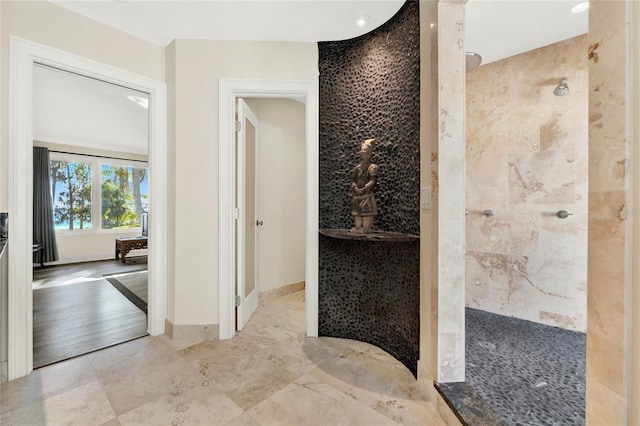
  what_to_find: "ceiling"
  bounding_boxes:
[33,64,150,155]
[36,1,588,155]
[50,0,588,64]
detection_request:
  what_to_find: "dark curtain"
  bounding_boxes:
[33,147,59,263]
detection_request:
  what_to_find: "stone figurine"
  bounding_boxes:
[350,138,378,233]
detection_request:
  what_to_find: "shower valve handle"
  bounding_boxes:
[556,210,573,219]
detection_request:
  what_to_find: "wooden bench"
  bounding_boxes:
[115,236,148,263]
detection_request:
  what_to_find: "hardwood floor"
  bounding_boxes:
[33,257,147,289]
[32,258,148,368]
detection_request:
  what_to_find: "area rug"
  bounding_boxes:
[104,270,148,313]
[33,279,147,368]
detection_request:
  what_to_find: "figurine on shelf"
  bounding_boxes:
[350,138,378,233]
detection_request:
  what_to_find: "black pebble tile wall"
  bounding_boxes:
[318,1,420,235]
[318,234,420,376]
[317,1,421,377]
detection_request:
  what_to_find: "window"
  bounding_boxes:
[50,160,92,230]
[101,165,148,229]
[49,153,148,233]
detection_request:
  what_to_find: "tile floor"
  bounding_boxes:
[438,308,586,425]
[1,291,445,425]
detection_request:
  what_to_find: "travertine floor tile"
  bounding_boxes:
[0,355,97,415]
[1,380,115,425]
[98,349,202,415]
[223,412,262,426]
[1,290,445,425]
[179,338,300,410]
[116,374,243,425]
[246,374,398,426]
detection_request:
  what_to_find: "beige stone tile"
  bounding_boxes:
[101,417,122,426]
[508,149,576,205]
[179,338,299,410]
[237,323,299,348]
[1,380,115,426]
[308,338,440,425]
[588,0,628,194]
[0,355,97,415]
[465,252,511,311]
[585,376,626,426]
[87,336,175,386]
[246,376,398,426]
[116,374,243,426]
[242,291,306,338]
[587,258,625,396]
[98,349,203,415]
[223,412,261,426]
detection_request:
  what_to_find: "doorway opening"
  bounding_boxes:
[7,37,167,380]
[218,79,319,341]
[234,97,307,332]
[30,64,152,368]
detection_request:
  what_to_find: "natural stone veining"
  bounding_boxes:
[466,35,588,332]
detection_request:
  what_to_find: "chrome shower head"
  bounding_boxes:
[466,52,482,73]
[553,77,569,96]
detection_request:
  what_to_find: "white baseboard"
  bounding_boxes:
[259,281,305,304]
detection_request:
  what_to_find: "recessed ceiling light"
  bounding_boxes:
[356,15,370,27]
[571,2,589,14]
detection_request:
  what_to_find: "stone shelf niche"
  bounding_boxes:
[318,1,420,377]
[319,229,418,242]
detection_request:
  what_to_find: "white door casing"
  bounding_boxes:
[218,79,319,340]
[236,98,260,330]
[8,37,167,380]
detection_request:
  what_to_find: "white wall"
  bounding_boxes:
[170,39,317,326]
[245,98,306,293]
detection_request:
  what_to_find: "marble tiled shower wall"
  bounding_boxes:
[465,35,588,332]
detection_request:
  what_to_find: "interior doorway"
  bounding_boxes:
[7,37,167,380]
[235,97,307,332]
[30,64,153,368]
[218,79,319,340]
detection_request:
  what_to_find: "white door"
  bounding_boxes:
[236,98,260,330]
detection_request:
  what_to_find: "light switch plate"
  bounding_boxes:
[421,187,432,209]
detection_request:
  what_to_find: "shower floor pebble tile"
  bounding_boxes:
[438,308,586,425]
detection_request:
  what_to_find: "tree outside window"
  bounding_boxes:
[50,160,92,230]
[101,165,148,229]
[49,156,149,232]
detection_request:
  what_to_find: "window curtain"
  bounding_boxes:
[33,147,59,263]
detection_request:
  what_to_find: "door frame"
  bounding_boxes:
[218,79,319,340]
[8,37,168,380]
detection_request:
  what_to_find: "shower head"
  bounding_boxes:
[466,52,482,73]
[553,77,569,96]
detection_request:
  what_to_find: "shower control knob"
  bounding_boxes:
[556,210,572,219]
